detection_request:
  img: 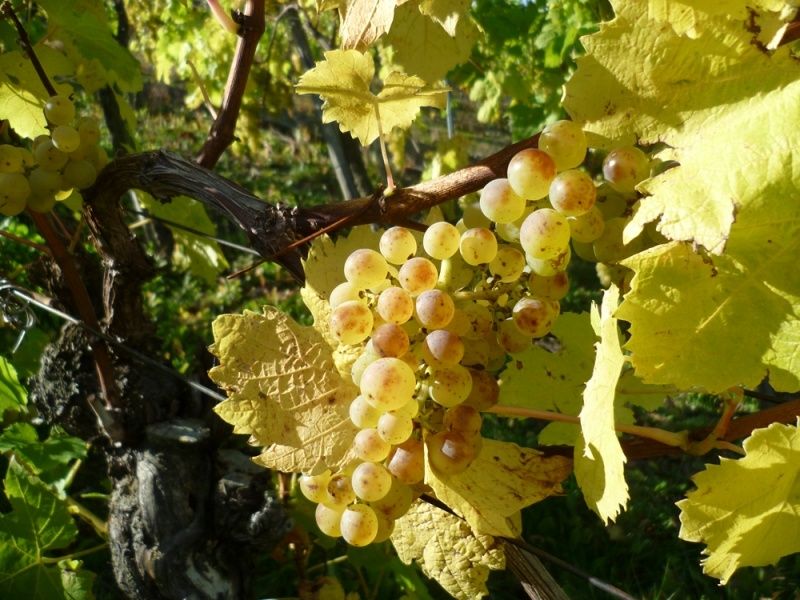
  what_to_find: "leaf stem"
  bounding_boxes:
[66,496,108,538]
[373,102,395,193]
[41,542,108,564]
[0,2,57,96]
[488,405,689,449]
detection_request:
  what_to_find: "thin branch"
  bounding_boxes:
[196,0,266,168]
[1,2,57,96]
[0,228,51,254]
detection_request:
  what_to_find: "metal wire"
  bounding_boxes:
[0,279,226,402]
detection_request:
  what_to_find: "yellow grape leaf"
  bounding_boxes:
[677,420,800,584]
[391,500,505,600]
[300,226,382,375]
[340,0,397,50]
[386,1,479,83]
[498,313,670,445]
[209,307,359,474]
[419,0,469,36]
[617,240,800,393]
[296,49,447,146]
[575,286,628,524]
[565,1,800,253]
[426,439,571,537]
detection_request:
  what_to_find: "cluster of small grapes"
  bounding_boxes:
[299,121,652,547]
[0,95,107,217]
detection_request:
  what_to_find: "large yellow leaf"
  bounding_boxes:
[426,439,572,537]
[575,286,628,524]
[391,500,505,599]
[339,0,397,50]
[677,420,800,583]
[209,307,359,474]
[295,49,446,145]
[419,0,469,36]
[386,1,479,83]
[565,1,800,254]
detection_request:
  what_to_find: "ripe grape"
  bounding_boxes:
[371,323,410,358]
[496,318,532,354]
[512,297,559,338]
[520,208,571,260]
[415,289,455,329]
[0,173,31,205]
[51,125,81,153]
[18,148,34,168]
[507,148,556,200]
[330,300,373,345]
[489,245,526,282]
[330,282,363,308]
[354,428,392,462]
[527,246,571,276]
[387,438,424,484]
[34,140,69,171]
[538,120,587,171]
[376,286,414,324]
[527,271,569,301]
[28,168,63,197]
[464,369,500,411]
[315,502,345,537]
[424,329,464,365]
[479,178,526,224]
[602,146,650,193]
[326,474,357,507]
[428,364,473,407]
[443,405,482,437]
[360,357,416,411]
[398,257,438,296]
[372,511,395,543]
[461,199,492,228]
[569,205,605,243]
[377,412,413,445]
[370,478,413,520]
[299,471,332,503]
[423,221,460,260]
[344,249,388,288]
[459,228,498,265]
[340,504,379,546]
[26,193,56,214]
[349,395,381,429]
[379,226,417,264]
[459,302,493,339]
[390,397,419,419]
[44,95,75,126]
[351,462,393,502]
[63,159,97,189]
[0,145,23,173]
[427,431,478,475]
[351,350,378,386]
[549,169,596,217]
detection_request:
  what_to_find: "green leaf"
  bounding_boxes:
[575,286,628,524]
[296,49,447,146]
[138,194,229,285]
[425,439,572,536]
[677,419,800,584]
[565,1,800,254]
[0,424,86,492]
[391,500,505,600]
[386,1,479,83]
[0,461,78,554]
[209,307,359,474]
[617,240,800,393]
[37,0,142,93]
[0,356,27,416]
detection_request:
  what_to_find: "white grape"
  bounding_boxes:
[398,257,438,296]
[423,221,460,260]
[549,169,596,217]
[479,178,526,224]
[351,462,393,502]
[507,148,556,200]
[344,249,388,288]
[538,120,587,171]
[340,504,379,546]
[459,228,498,265]
[379,226,417,264]
[349,395,381,429]
[330,300,373,345]
[360,357,416,411]
[376,286,414,324]
[519,208,571,260]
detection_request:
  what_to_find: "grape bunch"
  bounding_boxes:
[300,120,653,547]
[0,94,107,217]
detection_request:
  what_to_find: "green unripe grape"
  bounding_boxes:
[0,173,31,215]
[0,145,23,173]
[34,140,69,171]
[51,125,81,153]
[44,95,76,126]
[29,168,63,197]
[77,117,101,146]
[26,192,57,213]
[63,160,97,189]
